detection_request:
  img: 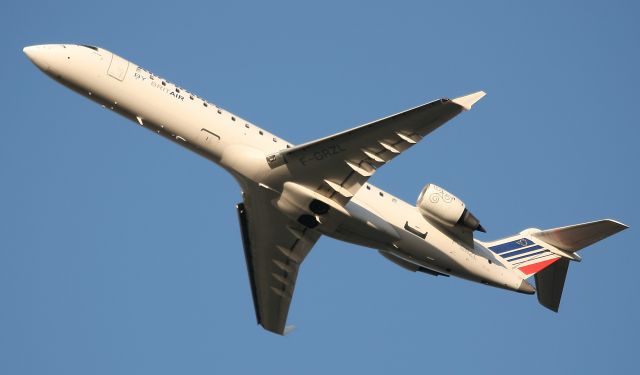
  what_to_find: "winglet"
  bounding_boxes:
[452,91,486,110]
[284,325,296,335]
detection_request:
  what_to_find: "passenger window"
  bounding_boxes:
[259,131,263,135]
[161,81,166,86]
[203,102,208,107]
[272,137,277,142]
[231,116,236,121]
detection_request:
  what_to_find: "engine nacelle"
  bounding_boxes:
[416,184,485,233]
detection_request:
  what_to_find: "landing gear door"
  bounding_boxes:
[107,53,129,81]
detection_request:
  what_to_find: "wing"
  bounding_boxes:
[236,184,321,335]
[266,92,485,205]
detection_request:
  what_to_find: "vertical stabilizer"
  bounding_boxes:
[534,258,570,312]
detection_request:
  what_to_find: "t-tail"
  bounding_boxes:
[482,219,628,312]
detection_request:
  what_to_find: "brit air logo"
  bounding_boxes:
[134,68,185,101]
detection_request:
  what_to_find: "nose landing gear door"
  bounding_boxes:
[107,53,129,81]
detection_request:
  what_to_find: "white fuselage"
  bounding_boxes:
[25,44,531,294]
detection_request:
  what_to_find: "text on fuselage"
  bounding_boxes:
[133,70,184,101]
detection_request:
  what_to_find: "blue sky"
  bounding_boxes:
[2,1,638,374]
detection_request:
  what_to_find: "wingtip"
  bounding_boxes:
[452,91,486,110]
[284,325,296,335]
[606,219,630,230]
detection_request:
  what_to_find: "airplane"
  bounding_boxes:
[24,44,628,335]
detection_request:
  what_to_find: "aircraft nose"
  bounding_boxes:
[23,45,52,71]
[23,45,37,59]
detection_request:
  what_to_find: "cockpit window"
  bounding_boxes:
[80,45,98,51]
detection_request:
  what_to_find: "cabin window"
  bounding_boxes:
[245,124,249,129]
[217,109,222,114]
[272,137,277,142]
[259,131,264,135]
[203,102,208,107]
[231,116,236,121]
[175,88,181,93]
[379,192,384,197]
[366,185,371,190]
[161,81,166,86]
[286,145,291,148]
[189,95,194,100]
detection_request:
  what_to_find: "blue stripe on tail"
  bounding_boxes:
[502,245,543,258]
[489,238,534,253]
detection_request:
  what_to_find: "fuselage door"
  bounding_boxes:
[200,128,221,144]
[404,219,428,239]
[107,53,129,81]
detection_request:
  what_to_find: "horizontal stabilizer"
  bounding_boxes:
[531,219,628,253]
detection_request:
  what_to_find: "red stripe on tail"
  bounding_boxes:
[518,257,560,276]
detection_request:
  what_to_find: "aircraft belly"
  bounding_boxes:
[341,187,525,291]
[342,201,400,241]
[392,232,523,290]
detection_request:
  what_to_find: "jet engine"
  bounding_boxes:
[417,184,486,233]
